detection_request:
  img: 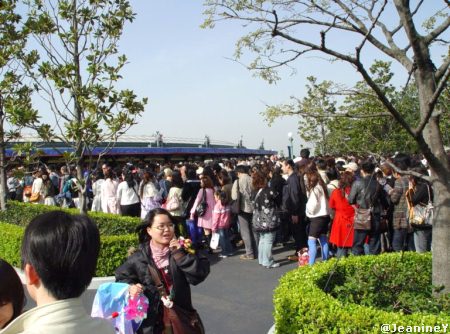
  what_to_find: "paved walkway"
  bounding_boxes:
[192,244,298,334]
[22,243,298,334]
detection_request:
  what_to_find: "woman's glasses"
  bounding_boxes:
[152,224,175,231]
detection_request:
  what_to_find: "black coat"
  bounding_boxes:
[282,172,306,216]
[181,180,201,216]
[115,243,210,334]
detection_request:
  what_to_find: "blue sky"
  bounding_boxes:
[114,1,363,153]
[26,1,449,154]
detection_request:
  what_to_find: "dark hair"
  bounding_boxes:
[123,169,136,189]
[316,159,327,171]
[305,169,329,199]
[393,153,411,171]
[200,175,214,189]
[361,160,376,174]
[235,165,248,174]
[326,167,339,182]
[252,171,267,190]
[186,167,197,180]
[300,148,310,159]
[104,168,114,180]
[21,211,100,300]
[171,171,184,188]
[284,159,295,169]
[217,169,231,185]
[212,163,222,174]
[338,171,355,197]
[380,163,393,176]
[214,190,228,206]
[140,171,154,197]
[0,259,25,327]
[136,208,175,243]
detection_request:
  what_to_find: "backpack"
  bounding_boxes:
[252,189,280,232]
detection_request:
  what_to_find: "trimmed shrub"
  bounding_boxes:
[0,222,138,277]
[274,253,450,334]
[0,223,23,268]
[96,234,138,277]
[0,201,141,235]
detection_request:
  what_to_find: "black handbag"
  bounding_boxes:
[195,189,208,217]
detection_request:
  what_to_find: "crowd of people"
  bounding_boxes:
[0,148,437,333]
[6,148,434,265]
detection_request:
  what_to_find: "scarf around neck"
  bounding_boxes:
[150,240,170,269]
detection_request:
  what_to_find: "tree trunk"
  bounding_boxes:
[431,180,450,293]
[0,137,7,211]
[415,63,450,293]
[0,101,6,211]
[76,161,88,215]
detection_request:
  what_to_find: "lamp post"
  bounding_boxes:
[287,132,294,159]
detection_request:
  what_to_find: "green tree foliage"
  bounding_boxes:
[22,0,148,212]
[263,76,336,155]
[0,0,39,210]
[326,61,421,155]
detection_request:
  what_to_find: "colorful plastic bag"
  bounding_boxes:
[91,282,148,334]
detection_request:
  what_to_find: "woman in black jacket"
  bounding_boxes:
[407,167,433,253]
[115,208,210,334]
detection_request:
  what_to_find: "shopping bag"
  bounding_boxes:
[210,232,220,250]
[186,219,203,245]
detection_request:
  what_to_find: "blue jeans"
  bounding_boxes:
[352,214,381,255]
[392,228,415,252]
[257,231,276,267]
[414,229,432,253]
[308,235,329,265]
[218,228,234,256]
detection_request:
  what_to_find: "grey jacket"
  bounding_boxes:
[231,174,254,214]
[348,174,383,214]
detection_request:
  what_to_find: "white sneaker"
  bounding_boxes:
[265,262,280,269]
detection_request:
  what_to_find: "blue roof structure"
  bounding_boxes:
[6,146,276,159]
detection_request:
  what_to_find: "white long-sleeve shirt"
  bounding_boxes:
[117,181,140,206]
[306,184,330,218]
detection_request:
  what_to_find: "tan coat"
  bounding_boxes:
[0,298,114,334]
[231,174,254,214]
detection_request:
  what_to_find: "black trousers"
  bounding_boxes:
[291,216,308,252]
[121,202,141,218]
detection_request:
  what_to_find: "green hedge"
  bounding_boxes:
[0,201,141,235]
[0,223,23,268]
[274,253,450,334]
[0,222,138,277]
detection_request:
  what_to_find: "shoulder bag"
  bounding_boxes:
[195,189,208,217]
[407,185,434,227]
[29,192,40,203]
[147,265,204,334]
[354,176,374,231]
[230,179,240,214]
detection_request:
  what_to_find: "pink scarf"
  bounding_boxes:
[150,240,170,269]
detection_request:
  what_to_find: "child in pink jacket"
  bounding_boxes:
[212,190,234,258]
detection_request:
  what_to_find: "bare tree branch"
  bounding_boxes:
[436,56,450,82]
[424,14,450,45]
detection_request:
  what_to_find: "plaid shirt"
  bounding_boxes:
[390,176,409,229]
